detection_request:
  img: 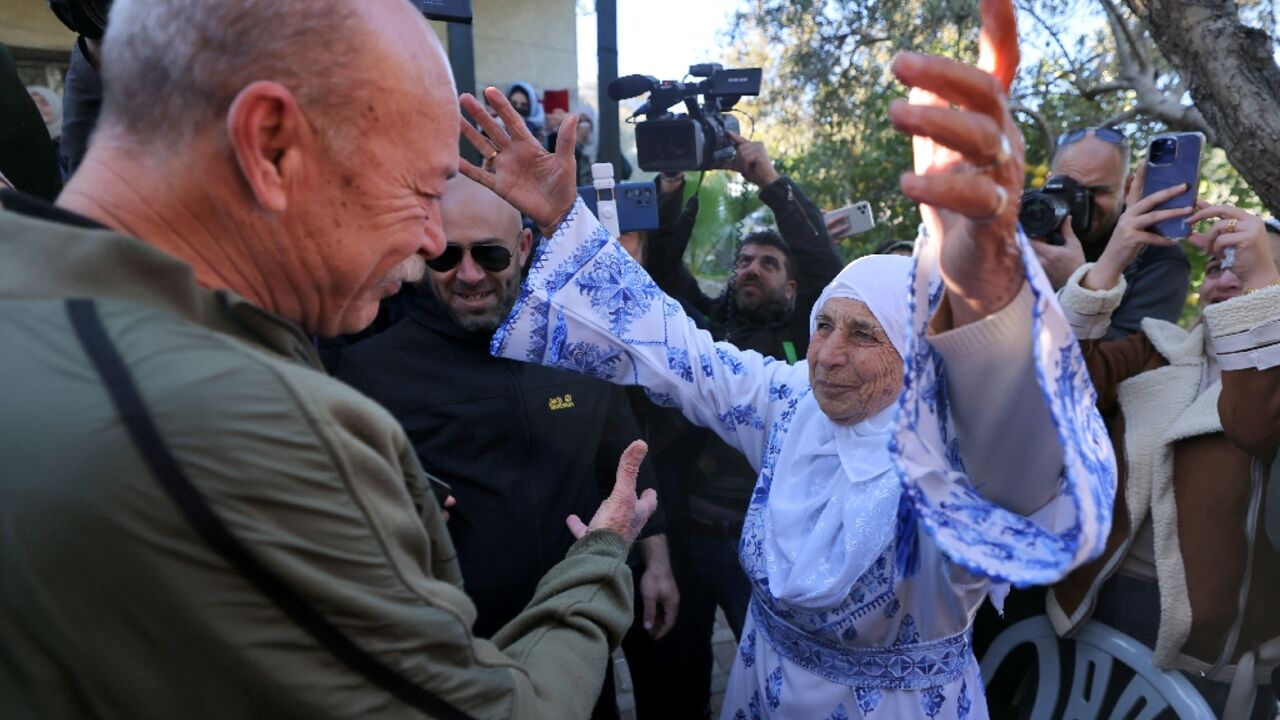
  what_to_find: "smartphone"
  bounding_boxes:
[577,181,660,233]
[823,201,875,238]
[1141,132,1204,240]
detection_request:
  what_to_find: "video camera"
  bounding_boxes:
[608,63,762,172]
[1019,175,1092,246]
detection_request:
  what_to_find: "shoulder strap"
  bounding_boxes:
[65,298,477,720]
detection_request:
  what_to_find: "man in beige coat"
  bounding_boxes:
[0,1,655,718]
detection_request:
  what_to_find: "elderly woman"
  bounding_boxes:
[460,3,1114,717]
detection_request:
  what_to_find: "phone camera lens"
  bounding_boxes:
[1150,138,1177,164]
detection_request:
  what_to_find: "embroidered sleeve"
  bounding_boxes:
[492,198,806,472]
[890,228,1118,587]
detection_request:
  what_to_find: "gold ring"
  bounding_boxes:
[1225,218,1238,234]
[974,185,1008,225]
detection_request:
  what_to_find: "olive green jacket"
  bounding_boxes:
[0,198,633,720]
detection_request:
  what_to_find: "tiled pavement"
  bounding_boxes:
[615,608,737,720]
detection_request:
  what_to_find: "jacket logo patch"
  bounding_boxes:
[548,394,575,411]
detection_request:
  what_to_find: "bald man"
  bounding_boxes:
[1030,128,1190,338]
[334,176,677,719]
[0,1,655,718]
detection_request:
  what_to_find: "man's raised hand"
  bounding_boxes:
[567,440,659,544]
[890,0,1026,326]
[459,87,580,237]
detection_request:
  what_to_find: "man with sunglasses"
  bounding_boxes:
[1030,126,1190,339]
[333,175,674,719]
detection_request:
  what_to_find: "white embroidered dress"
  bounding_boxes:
[492,201,1116,720]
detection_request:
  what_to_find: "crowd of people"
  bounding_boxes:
[1,1,1277,719]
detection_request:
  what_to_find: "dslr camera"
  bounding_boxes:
[608,63,762,172]
[1018,175,1092,246]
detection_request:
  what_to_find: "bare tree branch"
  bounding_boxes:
[1012,103,1057,157]
[1100,106,1139,128]
[1079,81,1130,100]
[1099,0,1148,71]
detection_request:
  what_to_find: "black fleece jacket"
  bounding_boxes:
[333,290,661,637]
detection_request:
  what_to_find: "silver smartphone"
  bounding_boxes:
[824,201,875,238]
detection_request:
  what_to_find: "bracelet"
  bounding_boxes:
[1245,278,1280,295]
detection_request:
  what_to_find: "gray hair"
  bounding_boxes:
[99,0,368,147]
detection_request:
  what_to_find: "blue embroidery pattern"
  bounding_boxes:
[894,613,921,647]
[749,690,763,720]
[700,353,715,378]
[643,388,679,408]
[922,685,946,718]
[765,665,783,710]
[667,347,694,383]
[957,678,972,720]
[574,250,660,335]
[740,629,756,668]
[751,600,971,690]
[829,703,851,720]
[855,687,883,714]
[719,403,765,434]
[717,346,747,375]
[888,227,1116,587]
[554,341,623,381]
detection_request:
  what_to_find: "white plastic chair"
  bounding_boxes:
[979,616,1214,719]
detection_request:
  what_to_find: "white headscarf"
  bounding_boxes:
[506,81,545,134]
[27,85,62,141]
[760,255,913,609]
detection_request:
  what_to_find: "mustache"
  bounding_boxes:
[386,253,426,285]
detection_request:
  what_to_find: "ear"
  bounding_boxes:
[785,279,798,302]
[517,227,534,257]
[226,81,310,213]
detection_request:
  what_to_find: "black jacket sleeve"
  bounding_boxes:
[595,386,666,537]
[644,190,715,321]
[1106,244,1191,340]
[759,176,844,353]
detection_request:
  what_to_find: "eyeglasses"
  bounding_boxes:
[1057,127,1128,149]
[425,244,514,273]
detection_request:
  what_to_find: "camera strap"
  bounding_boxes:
[65,298,477,720]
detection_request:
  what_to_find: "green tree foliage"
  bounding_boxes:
[717,0,1274,322]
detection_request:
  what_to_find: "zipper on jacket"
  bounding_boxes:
[787,181,823,239]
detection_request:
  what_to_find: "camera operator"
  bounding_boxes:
[1030,127,1190,339]
[635,130,842,718]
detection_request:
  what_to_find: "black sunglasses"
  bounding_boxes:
[1057,126,1127,149]
[425,244,513,273]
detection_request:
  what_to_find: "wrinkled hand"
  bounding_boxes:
[1031,217,1085,289]
[1187,204,1280,292]
[890,0,1024,326]
[567,440,658,544]
[1082,164,1186,291]
[459,87,579,235]
[639,535,679,639]
[722,131,781,188]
